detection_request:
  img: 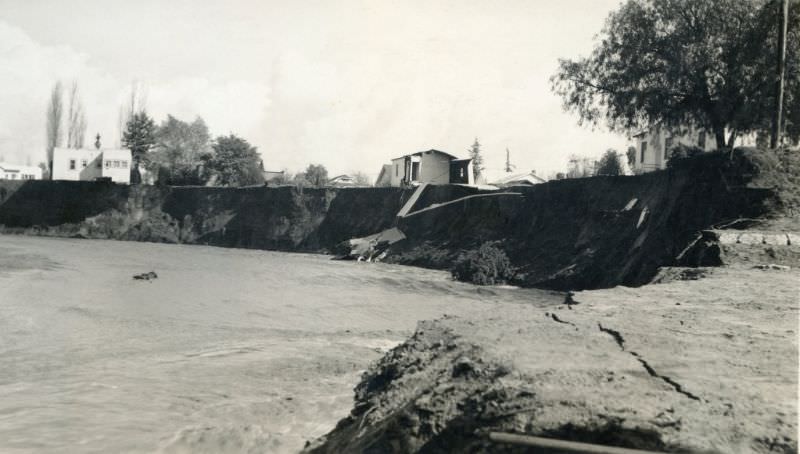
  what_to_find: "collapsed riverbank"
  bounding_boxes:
[304,265,798,453]
[1,148,797,290]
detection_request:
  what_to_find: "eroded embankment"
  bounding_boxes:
[0,182,412,252]
[0,148,796,290]
[387,148,799,289]
[304,267,799,454]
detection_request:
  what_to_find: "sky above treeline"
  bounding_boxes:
[0,0,629,180]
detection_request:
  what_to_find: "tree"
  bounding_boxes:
[66,81,87,149]
[552,0,800,149]
[596,149,625,176]
[468,138,484,182]
[205,134,264,187]
[304,164,328,187]
[38,162,50,180]
[150,115,211,185]
[625,146,637,168]
[118,82,148,147]
[45,82,63,179]
[566,154,596,178]
[352,171,372,186]
[122,112,156,180]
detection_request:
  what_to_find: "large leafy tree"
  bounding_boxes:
[552,0,800,148]
[150,115,211,185]
[205,134,264,187]
[304,164,329,187]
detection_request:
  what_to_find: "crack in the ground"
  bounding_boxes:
[545,312,578,330]
[598,323,701,402]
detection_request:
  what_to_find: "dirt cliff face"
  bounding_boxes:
[0,148,795,290]
[387,148,796,289]
[0,183,411,252]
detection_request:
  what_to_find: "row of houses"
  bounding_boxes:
[0,124,776,185]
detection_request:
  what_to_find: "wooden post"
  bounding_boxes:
[771,0,789,149]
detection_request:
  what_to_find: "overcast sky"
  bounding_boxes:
[0,0,628,179]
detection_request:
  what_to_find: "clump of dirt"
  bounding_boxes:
[304,319,678,454]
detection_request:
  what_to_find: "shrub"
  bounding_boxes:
[666,144,705,168]
[451,242,514,285]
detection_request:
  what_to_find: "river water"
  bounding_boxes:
[0,235,559,453]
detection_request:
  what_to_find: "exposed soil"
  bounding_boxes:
[1,148,796,291]
[305,265,799,453]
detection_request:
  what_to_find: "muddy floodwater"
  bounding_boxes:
[0,235,559,453]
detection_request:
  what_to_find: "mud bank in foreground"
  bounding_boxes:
[305,266,798,453]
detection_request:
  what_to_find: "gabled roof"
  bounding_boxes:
[491,171,546,186]
[391,149,460,161]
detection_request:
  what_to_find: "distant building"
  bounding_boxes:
[384,149,474,187]
[262,170,286,186]
[491,171,546,187]
[632,123,758,174]
[52,147,132,184]
[0,163,42,181]
[327,174,358,187]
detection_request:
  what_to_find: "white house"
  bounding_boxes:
[0,163,42,180]
[52,147,132,184]
[632,123,758,174]
[386,149,474,187]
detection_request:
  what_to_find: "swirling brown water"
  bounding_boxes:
[0,235,559,453]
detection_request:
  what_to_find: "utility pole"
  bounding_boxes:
[771,0,789,149]
[505,148,515,173]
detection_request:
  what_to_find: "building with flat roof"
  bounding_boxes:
[0,163,41,180]
[52,147,132,184]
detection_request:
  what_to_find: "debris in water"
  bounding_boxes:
[133,271,158,281]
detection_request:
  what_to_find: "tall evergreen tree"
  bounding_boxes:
[122,112,156,183]
[468,138,484,182]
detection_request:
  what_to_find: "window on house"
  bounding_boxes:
[81,159,87,168]
[121,161,128,169]
[105,160,111,168]
[459,168,464,178]
[640,142,647,163]
[69,159,76,170]
[698,131,706,149]
[113,160,120,168]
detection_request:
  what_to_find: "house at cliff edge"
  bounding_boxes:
[377,149,474,187]
[52,136,132,184]
[631,122,758,174]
